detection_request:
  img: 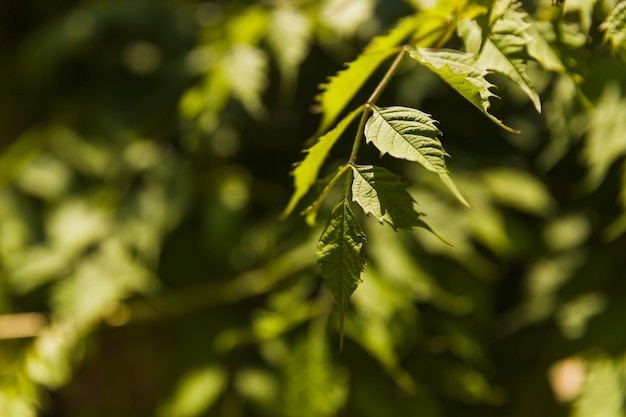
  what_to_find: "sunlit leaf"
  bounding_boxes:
[601,1,626,56]
[315,14,430,134]
[157,366,227,417]
[364,105,471,207]
[267,7,312,93]
[476,0,541,112]
[224,45,268,119]
[527,19,565,72]
[316,198,366,344]
[409,47,518,133]
[282,107,362,218]
[582,83,626,191]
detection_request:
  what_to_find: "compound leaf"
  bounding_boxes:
[282,107,362,218]
[409,47,517,134]
[365,105,471,207]
[316,198,366,344]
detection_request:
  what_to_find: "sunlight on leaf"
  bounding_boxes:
[157,366,227,417]
[601,1,626,57]
[267,7,311,94]
[571,356,626,417]
[315,14,428,134]
[582,83,626,191]
[365,105,471,207]
[409,47,519,133]
[459,0,541,112]
[224,45,268,119]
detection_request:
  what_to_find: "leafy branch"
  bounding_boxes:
[282,0,616,345]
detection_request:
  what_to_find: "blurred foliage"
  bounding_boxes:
[1,1,626,417]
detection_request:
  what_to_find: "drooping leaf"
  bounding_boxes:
[364,105,471,207]
[315,13,439,134]
[601,1,626,57]
[473,0,542,112]
[408,47,518,133]
[316,198,366,343]
[282,107,362,218]
[351,165,428,230]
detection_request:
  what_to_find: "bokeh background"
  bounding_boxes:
[2,0,626,416]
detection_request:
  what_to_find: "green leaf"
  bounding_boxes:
[526,19,565,72]
[364,105,471,207]
[282,107,362,218]
[408,47,518,133]
[315,14,431,134]
[351,165,428,230]
[475,0,541,112]
[316,198,366,342]
[267,7,312,94]
[601,1,626,56]
[224,45,268,119]
[283,326,348,417]
[582,83,626,191]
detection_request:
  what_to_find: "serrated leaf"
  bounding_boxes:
[351,165,428,230]
[282,107,362,218]
[316,198,366,344]
[365,105,471,207]
[475,0,542,112]
[409,47,518,133]
[351,165,452,244]
[315,14,437,134]
[601,1,626,56]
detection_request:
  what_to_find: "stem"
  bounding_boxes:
[348,46,408,164]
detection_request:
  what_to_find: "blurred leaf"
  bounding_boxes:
[157,366,227,417]
[267,6,312,94]
[482,168,555,215]
[282,326,348,417]
[364,105,470,207]
[224,45,268,119]
[601,1,626,57]
[582,83,626,191]
[571,356,626,417]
